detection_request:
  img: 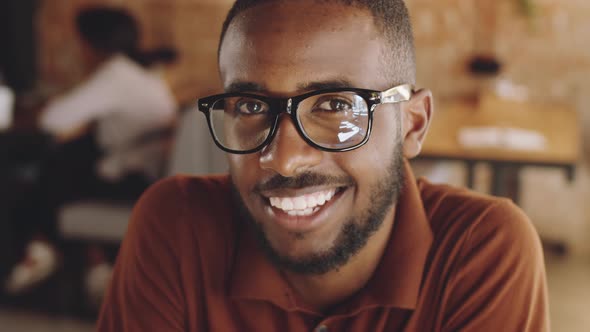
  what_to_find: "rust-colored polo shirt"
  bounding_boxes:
[98,161,549,331]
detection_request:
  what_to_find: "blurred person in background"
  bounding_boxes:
[4,6,178,299]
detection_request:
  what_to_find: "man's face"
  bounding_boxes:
[220,1,407,274]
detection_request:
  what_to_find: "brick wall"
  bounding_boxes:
[407,0,589,101]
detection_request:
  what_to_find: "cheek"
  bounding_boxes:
[228,154,259,194]
[373,105,402,136]
[333,148,390,193]
[333,112,400,190]
[354,113,399,164]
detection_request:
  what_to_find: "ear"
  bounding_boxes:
[401,88,433,159]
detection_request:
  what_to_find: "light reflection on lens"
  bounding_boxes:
[298,92,369,149]
[337,121,363,143]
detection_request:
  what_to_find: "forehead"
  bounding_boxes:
[219,1,390,94]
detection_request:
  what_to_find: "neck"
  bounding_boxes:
[283,206,396,313]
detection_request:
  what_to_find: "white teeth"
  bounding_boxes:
[268,188,339,215]
[293,196,307,210]
[307,196,317,208]
[326,191,334,200]
[299,208,313,216]
[270,197,279,207]
[317,193,326,205]
[281,199,294,210]
[287,208,315,217]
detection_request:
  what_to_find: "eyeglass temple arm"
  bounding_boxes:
[379,84,414,104]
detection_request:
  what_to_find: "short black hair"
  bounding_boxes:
[76,7,140,57]
[219,0,416,84]
[76,7,178,67]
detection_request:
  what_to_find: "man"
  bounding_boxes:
[98,0,549,331]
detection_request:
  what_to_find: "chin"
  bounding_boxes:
[264,223,339,259]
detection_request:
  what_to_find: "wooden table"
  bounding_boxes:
[419,95,580,203]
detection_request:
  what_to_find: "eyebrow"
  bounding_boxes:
[225,81,266,93]
[297,79,355,91]
[224,79,356,95]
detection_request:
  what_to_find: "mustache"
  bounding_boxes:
[255,172,355,192]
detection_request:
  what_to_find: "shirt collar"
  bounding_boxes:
[229,160,433,312]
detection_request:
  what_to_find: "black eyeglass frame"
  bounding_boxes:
[197,84,414,154]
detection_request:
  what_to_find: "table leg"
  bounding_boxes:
[565,165,576,183]
[490,163,521,204]
[465,161,476,189]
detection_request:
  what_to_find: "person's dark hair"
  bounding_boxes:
[76,7,178,67]
[219,0,416,84]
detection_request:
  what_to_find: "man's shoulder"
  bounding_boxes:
[417,178,540,254]
[139,173,231,206]
[418,178,502,218]
[413,179,548,331]
[133,174,234,229]
[127,173,238,267]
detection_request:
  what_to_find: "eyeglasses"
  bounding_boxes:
[197,84,414,154]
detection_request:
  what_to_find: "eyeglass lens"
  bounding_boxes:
[208,92,370,152]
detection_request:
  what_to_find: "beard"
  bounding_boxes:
[231,141,405,276]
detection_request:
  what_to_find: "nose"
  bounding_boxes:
[259,115,323,177]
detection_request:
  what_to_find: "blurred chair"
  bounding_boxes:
[53,105,226,316]
[57,105,227,243]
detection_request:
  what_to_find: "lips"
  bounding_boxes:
[268,188,337,217]
[255,185,349,234]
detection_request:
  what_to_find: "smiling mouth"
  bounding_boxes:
[267,187,344,217]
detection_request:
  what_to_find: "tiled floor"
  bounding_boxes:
[545,252,590,331]
[0,252,588,331]
[0,309,94,332]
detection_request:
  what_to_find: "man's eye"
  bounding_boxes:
[236,99,267,115]
[315,98,353,113]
